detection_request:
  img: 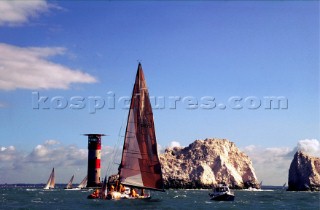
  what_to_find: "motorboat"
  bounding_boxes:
[209,183,235,201]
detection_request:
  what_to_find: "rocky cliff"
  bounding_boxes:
[288,151,320,191]
[160,138,259,189]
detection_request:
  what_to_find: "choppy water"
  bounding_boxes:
[0,185,319,210]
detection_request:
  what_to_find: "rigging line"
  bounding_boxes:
[105,133,119,177]
[105,132,117,174]
[112,109,129,170]
[106,138,121,178]
[105,111,126,177]
[111,123,125,173]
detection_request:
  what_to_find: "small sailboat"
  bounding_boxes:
[282,182,287,191]
[64,175,74,189]
[90,63,164,200]
[43,168,55,190]
[66,175,88,191]
[77,175,88,189]
[209,183,235,201]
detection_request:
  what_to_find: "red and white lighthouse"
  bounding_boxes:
[84,134,105,188]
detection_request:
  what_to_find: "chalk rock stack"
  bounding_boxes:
[160,138,259,189]
[288,151,320,191]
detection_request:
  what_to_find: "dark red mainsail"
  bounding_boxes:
[119,63,164,191]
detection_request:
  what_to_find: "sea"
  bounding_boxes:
[0,185,319,210]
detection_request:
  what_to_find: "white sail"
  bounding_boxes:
[65,175,74,189]
[77,175,87,189]
[44,168,55,190]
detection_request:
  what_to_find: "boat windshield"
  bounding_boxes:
[215,187,228,192]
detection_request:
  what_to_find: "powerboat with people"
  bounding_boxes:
[209,183,235,201]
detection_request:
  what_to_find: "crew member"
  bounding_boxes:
[130,188,138,197]
[109,185,115,192]
[120,184,126,193]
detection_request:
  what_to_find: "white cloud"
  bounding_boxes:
[33,145,49,157]
[241,139,320,185]
[0,140,117,184]
[241,145,293,185]
[168,141,181,148]
[44,139,60,145]
[0,146,18,161]
[242,144,255,152]
[0,43,97,90]
[0,146,15,152]
[26,141,87,165]
[296,139,320,157]
[0,0,51,26]
[157,144,164,154]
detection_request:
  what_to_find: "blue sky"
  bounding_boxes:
[0,1,319,185]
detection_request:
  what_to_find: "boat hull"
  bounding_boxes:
[210,193,235,201]
[87,194,99,199]
[88,194,152,200]
[110,196,151,200]
[64,188,82,191]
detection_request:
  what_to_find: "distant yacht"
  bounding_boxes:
[64,175,74,189]
[65,175,87,190]
[43,168,55,190]
[77,175,87,189]
[281,182,287,191]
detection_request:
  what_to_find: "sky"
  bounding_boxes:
[0,1,319,185]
